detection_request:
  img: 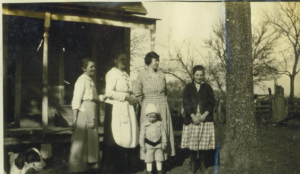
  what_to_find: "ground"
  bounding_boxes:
[4,124,300,174]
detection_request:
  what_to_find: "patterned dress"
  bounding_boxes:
[135,69,175,159]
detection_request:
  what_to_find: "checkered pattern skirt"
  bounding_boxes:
[181,122,215,150]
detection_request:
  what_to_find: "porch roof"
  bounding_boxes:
[2,2,159,30]
[3,2,148,15]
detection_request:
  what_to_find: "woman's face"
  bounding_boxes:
[194,70,204,84]
[115,54,127,71]
[83,61,95,77]
[147,113,157,123]
[149,58,159,71]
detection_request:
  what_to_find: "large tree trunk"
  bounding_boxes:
[220,2,258,170]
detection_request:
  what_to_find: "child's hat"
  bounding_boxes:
[145,104,158,115]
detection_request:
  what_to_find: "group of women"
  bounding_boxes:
[68,51,216,174]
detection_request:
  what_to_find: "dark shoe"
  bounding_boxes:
[145,171,152,174]
[157,170,164,174]
[87,168,101,174]
[200,160,208,174]
[199,152,208,174]
[188,162,196,174]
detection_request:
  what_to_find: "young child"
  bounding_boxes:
[140,104,167,174]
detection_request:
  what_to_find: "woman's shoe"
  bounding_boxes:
[157,170,164,174]
[188,162,196,174]
[200,152,208,174]
[200,160,208,174]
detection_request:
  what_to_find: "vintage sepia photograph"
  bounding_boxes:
[1,1,300,174]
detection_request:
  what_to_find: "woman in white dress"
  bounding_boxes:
[69,58,100,174]
[102,53,139,174]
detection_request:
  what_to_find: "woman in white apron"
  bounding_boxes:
[69,58,100,174]
[102,53,139,174]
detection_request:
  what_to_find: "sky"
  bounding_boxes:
[131,2,300,97]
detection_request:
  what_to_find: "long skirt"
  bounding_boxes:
[140,95,176,160]
[69,101,99,173]
[181,122,215,151]
[102,103,139,173]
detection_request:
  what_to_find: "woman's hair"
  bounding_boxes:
[145,51,160,65]
[113,52,126,61]
[81,57,93,70]
[192,65,205,75]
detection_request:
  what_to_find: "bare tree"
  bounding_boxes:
[204,19,279,90]
[263,2,300,103]
[130,29,148,73]
[203,52,226,97]
[158,39,203,86]
[166,80,185,99]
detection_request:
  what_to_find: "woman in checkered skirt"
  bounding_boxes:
[181,65,216,174]
[134,52,176,166]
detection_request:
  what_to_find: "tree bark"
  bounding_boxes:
[220,2,258,170]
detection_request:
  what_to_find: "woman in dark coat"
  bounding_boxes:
[181,65,216,174]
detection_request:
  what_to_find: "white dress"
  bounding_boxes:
[69,74,100,173]
[105,67,139,148]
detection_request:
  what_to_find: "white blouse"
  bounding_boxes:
[105,67,132,105]
[72,74,99,111]
[194,82,203,114]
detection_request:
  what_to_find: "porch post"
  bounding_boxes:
[3,16,8,124]
[124,28,131,74]
[59,34,65,105]
[150,25,156,52]
[42,12,51,132]
[91,33,98,82]
[14,46,22,127]
[41,12,52,159]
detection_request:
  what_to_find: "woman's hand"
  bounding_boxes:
[162,145,167,151]
[72,110,79,131]
[199,111,209,122]
[141,147,146,154]
[87,122,95,129]
[72,118,77,131]
[99,94,108,102]
[199,116,205,122]
[191,114,200,125]
[129,95,137,105]
[125,95,136,105]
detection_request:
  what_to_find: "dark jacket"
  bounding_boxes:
[183,82,216,125]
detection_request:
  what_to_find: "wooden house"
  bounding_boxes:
[2,2,157,157]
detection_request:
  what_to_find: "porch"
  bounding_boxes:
[2,2,158,158]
